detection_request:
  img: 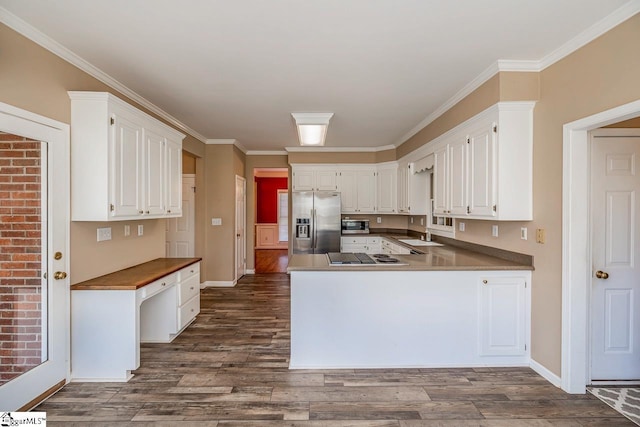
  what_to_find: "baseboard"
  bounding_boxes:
[246,269,255,274]
[201,280,236,288]
[530,358,562,388]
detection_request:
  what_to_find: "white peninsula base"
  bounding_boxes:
[290,269,531,369]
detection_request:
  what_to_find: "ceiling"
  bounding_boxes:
[0,0,633,152]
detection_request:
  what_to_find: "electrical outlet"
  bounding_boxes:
[536,228,546,244]
[491,225,499,237]
[137,224,144,236]
[410,217,414,224]
[420,217,424,225]
[376,217,381,224]
[521,227,527,240]
[211,218,222,226]
[96,227,112,242]
[124,225,130,237]
[459,222,465,232]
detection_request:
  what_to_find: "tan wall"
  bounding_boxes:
[245,155,289,270]
[0,23,208,284]
[182,151,196,174]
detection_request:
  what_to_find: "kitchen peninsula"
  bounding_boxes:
[288,240,533,369]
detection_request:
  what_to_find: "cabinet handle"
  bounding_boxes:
[482,279,488,284]
[190,286,194,290]
[145,210,150,214]
[167,209,171,213]
[139,210,144,214]
[162,282,166,286]
[190,270,194,273]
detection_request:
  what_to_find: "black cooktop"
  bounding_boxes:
[327,252,376,264]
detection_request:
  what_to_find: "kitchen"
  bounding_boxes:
[0,1,639,423]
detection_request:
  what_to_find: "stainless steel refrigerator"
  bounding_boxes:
[292,191,341,254]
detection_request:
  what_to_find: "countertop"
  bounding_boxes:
[288,233,533,272]
[71,257,202,290]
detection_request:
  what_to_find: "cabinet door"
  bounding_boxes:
[292,168,315,191]
[356,170,376,213]
[449,137,468,216]
[376,166,397,213]
[479,277,526,356]
[397,164,409,213]
[165,138,183,216]
[432,146,448,215]
[144,129,165,216]
[315,168,337,190]
[338,170,358,213]
[112,114,143,217]
[468,124,495,217]
[256,225,277,248]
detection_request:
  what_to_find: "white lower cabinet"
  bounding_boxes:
[341,236,381,254]
[478,276,527,356]
[178,263,201,330]
[381,238,411,255]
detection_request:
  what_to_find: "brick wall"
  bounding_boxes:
[0,132,43,385]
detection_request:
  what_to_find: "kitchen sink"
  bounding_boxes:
[398,239,443,247]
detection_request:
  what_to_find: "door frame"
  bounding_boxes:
[562,99,640,394]
[0,101,70,409]
[235,175,246,282]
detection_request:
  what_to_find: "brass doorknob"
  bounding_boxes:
[595,270,609,279]
[53,271,67,280]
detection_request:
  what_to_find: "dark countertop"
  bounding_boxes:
[289,232,533,272]
[71,258,201,290]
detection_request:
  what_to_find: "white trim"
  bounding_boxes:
[246,150,288,156]
[591,380,640,386]
[562,99,640,394]
[497,59,542,72]
[201,280,236,288]
[205,139,237,145]
[0,7,207,144]
[530,358,562,388]
[285,144,396,153]
[245,269,256,274]
[539,0,640,71]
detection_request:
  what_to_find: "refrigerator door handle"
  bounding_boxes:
[313,208,317,250]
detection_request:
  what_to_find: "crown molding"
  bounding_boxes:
[496,59,542,72]
[539,0,640,70]
[245,150,288,156]
[205,139,237,145]
[285,144,395,153]
[0,6,208,144]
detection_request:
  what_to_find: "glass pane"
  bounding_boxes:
[278,191,288,241]
[0,132,47,385]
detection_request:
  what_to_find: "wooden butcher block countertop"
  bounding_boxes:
[71,257,201,291]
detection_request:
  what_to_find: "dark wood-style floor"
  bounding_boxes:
[36,274,632,426]
[255,249,289,273]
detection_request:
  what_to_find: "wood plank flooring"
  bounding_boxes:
[255,249,289,273]
[36,274,632,426]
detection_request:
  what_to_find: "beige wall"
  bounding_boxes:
[245,155,289,270]
[182,151,196,174]
[0,23,207,284]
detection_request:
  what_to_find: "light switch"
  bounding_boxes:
[521,227,527,240]
[124,225,130,237]
[97,227,112,242]
[137,224,144,236]
[459,222,465,232]
[491,225,499,237]
[212,218,222,226]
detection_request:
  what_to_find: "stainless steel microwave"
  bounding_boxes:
[341,219,370,234]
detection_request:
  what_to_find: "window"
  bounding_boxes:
[277,190,288,242]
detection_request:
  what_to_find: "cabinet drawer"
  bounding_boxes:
[341,236,367,244]
[179,274,200,305]
[180,262,200,281]
[139,272,178,301]
[367,237,380,244]
[179,294,200,329]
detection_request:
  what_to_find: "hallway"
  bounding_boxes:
[35,274,630,425]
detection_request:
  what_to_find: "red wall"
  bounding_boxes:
[255,177,288,223]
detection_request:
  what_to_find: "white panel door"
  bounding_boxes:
[143,129,165,216]
[356,169,376,213]
[166,175,195,257]
[479,276,526,356]
[338,170,357,213]
[449,137,468,216]
[235,175,246,281]
[292,168,314,191]
[590,130,640,380]
[469,124,495,217]
[315,168,337,191]
[376,165,397,213]
[112,114,143,217]
[432,146,448,215]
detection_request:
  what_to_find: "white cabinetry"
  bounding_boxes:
[337,167,376,214]
[430,102,534,220]
[177,263,200,331]
[381,238,411,255]
[398,162,429,215]
[340,236,381,254]
[291,165,337,191]
[478,276,527,356]
[69,91,185,221]
[376,163,397,213]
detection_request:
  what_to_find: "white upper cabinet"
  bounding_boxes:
[69,91,185,221]
[337,166,376,214]
[398,161,429,215]
[430,102,534,221]
[291,165,337,191]
[376,163,397,214]
[397,163,410,213]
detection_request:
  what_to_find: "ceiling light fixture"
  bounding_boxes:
[291,113,334,146]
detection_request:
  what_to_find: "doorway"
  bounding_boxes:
[589,128,640,382]
[235,175,246,281]
[166,174,195,257]
[0,102,69,410]
[254,168,289,273]
[562,99,640,394]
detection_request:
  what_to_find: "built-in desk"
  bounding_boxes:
[71,258,201,381]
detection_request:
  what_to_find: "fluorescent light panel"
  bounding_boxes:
[291,113,333,146]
